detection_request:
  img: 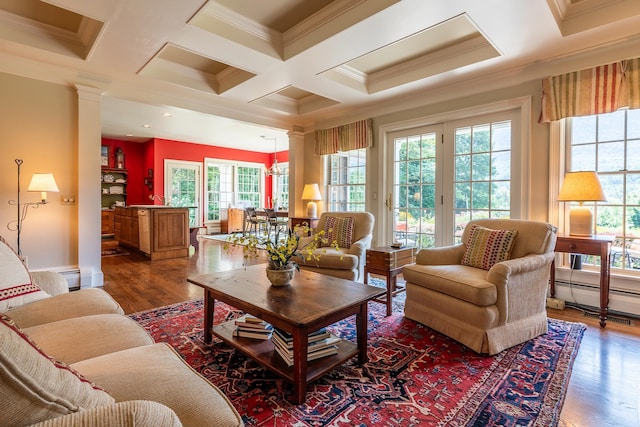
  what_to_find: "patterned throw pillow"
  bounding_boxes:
[0,236,50,311]
[323,216,355,249]
[0,314,114,426]
[461,225,518,270]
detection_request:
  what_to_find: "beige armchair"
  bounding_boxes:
[296,211,374,282]
[402,219,557,355]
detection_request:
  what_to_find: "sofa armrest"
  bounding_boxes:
[487,253,555,286]
[28,400,183,427]
[348,235,372,257]
[30,271,69,296]
[487,252,555,324]
[415,244,465,265]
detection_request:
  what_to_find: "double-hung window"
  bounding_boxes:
[327,149,366,212]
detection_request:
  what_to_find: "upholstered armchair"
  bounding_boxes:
[296,211,374,282]
[402,219,557,355]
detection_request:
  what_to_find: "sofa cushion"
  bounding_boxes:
[0,235,50,311]
[461,225,518,270]
[0,314,115,426]
[403,263,498,306]
[322,216,354,248]
[24,314,155,364]
[5,288,124,329]
[71,343,243,427]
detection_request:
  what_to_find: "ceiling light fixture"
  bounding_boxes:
[262,136,285,176]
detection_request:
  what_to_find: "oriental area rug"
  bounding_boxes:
[130,295,585,427]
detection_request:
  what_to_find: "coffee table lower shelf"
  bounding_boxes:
[212,321,358,383]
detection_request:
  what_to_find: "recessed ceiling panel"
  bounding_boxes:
[190,0,399,60]
[0,0,104,59]
[546,0,640,36]
[320,14,500,94]
[251,85,339,115]
[139,44,256,94]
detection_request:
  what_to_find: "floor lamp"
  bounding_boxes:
[7,159,59,258]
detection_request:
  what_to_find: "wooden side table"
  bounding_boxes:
[550,234,614,327]
[364,246,416,316]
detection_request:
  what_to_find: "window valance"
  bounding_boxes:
[314,119,372,155]
[540,57,640,122]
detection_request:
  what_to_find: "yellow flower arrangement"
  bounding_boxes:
[224,225,338,270]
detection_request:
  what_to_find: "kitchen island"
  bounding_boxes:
[114,206,190,260]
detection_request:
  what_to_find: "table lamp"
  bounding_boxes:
[557,171,606,236]
[301,183,322,218]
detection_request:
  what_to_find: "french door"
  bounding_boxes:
[165,160,201,227]
[385,110,521,248]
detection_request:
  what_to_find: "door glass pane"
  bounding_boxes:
[453,120,512,238]
[393,132,437,248]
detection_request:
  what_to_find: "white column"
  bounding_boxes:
[76,85,104,288]
[287,128,305,217]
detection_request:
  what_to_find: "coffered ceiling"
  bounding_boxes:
[1,0,640,152]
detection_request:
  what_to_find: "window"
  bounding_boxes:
[237,166,262,207]
[453,121,512,239]
[328,149,366,212]
[272,164,289,210]
[566,109,640,272]
[204,160,264,223]
[206,163,233,221]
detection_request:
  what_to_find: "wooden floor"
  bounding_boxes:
[101,237,640,427]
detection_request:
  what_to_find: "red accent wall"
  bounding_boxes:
[101,137,289,222]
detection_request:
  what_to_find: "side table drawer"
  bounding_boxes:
[366,247,416,269]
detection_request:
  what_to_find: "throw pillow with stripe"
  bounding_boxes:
[461,224,518,270]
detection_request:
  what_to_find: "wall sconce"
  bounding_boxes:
[301,183,322,218]
[558,171,606,236]
[7,159,59,257]
[144,169,153,191]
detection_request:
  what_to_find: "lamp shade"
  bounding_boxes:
[27,173,59,203]
[557,171,606,202]
[27,173,59,193]
[301,184,322,201]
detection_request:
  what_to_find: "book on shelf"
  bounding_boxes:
[233,328,273,340]
[273,343,339,367]
[234,314,272,331]
[272,327,331,346]
[272,332,341,354]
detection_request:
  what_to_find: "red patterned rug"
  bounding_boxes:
[130,298,585,426]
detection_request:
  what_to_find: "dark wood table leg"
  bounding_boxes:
[549,259,556,297]
[203,290,214,343]
[600,245,610,327]
[385,272,393,316]
[356,303,368,365]
[292,326,309,404]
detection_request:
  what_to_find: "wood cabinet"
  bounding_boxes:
[115,206,189,260]
[289,217,319,236]
[101,210,114,236]
[101,168,127,209]
[114,207,138,248]
[222,208,245,233]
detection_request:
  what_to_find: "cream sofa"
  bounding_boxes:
[0,237,243,427]
[296,211,374,282]
[402,219,557,355]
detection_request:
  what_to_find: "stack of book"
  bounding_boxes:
[233,314,273,340]
[271,327,341,366]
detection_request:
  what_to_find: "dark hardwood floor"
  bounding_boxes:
[101,237,640,427]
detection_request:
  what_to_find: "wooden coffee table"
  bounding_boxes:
[187,265,385,404]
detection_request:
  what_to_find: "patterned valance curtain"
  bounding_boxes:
[314,119,372,155]
[540,57,640,122]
